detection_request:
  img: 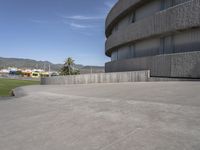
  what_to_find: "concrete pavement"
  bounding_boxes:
[0,82,200,150]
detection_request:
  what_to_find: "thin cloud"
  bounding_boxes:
[69,22,94,29]
[29,19,47,24]
[63,15,104,20]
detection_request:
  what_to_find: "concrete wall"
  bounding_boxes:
[105,0,200,78]
[105,51,200,78]
[106,0,141,37]
[41,70,150,85]
[105,0,200,56]
[110,28,200,62]
[105,0,191,37]
[135,0,161,21]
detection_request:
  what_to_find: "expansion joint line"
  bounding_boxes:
[98,127,142,150]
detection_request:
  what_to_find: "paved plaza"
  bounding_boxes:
[0,82,200,150]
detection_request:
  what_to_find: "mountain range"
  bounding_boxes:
[0,57,105,74]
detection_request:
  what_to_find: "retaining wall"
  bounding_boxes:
[105,51,200,78]
[41,70,150,85]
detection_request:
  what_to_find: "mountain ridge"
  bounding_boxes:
[0,57,105,74]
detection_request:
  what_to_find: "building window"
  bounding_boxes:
[111,50,118,61]
[131,12,135,23]
[118,47,131,60]
[135,38,160,57]
[129,45,135,58]
[174,28,200,53]
[114,24,118,32]
[160,35,174,54]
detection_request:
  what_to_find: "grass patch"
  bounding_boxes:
[0,78,39,96]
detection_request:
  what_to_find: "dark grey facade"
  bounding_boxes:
[105,0,200,78]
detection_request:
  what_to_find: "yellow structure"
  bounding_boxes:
[40,72,49,78]
[31,72,40,78]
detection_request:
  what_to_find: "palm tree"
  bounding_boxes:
[65,57,74,75]
[60,57,79,75]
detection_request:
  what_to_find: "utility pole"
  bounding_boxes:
[68,64,71,75]
[49,64,51,77]
[36,64,38,69]
[72,64,74,74]
[44,63,46,72]
[90,66,93,74]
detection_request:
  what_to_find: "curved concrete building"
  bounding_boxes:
[105,0,200,78]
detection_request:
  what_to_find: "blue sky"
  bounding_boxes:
[0,0,117,66]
